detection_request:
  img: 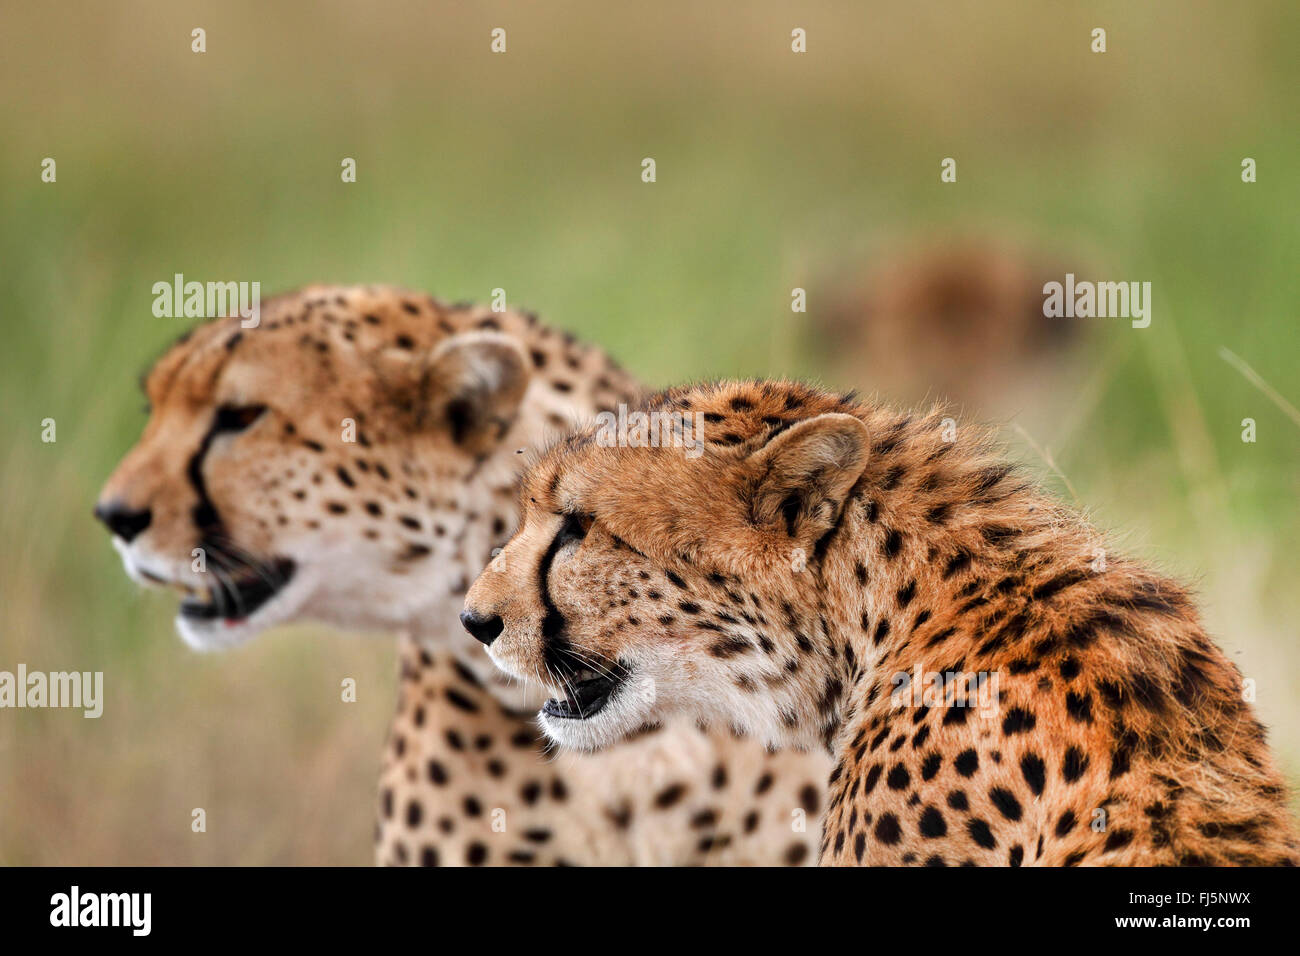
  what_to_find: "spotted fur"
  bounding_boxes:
[468,379,1300,866]
[98,288,828,865]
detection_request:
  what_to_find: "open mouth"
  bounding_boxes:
[540,664,628,721]
[179,558,296,624]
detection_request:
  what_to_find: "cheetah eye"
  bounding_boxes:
[213,404,267,434]
[555,512,594,550]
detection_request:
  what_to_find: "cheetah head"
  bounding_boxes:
[463,381,870,752]
[96,286,534,651]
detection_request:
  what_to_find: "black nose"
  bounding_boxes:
[94,502,153,543]
[460,609,504,646]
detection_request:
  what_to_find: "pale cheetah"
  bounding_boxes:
[96,288,829,865]
[465,379,1300,866]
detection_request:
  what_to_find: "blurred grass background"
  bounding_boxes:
[1,0,1297,863]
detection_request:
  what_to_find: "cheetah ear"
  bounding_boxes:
[426,331,531,454]
[746,413,869,541]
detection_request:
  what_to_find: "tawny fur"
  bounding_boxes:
[99,288,828,866]
[469,379,1300,866]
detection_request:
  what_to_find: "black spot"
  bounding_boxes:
[989,787,1022,821]
[943,551,972,578]
[654,783,687,809]
[947,791,969,812]
[919,806,947,838]
[1020,753,1046,796]
[1055,810,1077,836]
[1062,746,1090,783]
[954,749,979,777]
[887,764,911,790]
[1104,828,1135,852]
[1031,569,1089,602]
[921,752,942,780]
[967,818,997,849]
[1001,707,1036,735]
[444,688,479,712]
[691,809,718,829]
[873,618,891,645]
[1065,691,1093,724]
[874,813,902,845]
[1109,734,1135,780]
[709,635,752,658]
[799,784,820,813]
[926,502,951,524]
[863,764,883,795]
[882,529,903,559]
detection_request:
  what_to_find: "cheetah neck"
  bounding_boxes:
[779,407,1300,865]
[780,408,1091,750]
[399,314,642,712]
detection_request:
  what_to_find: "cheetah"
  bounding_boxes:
[465,379,1300,866]
[95,287,828,865]
[811,236,1086,417]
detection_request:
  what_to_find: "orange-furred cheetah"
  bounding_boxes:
[466,380,1300,866]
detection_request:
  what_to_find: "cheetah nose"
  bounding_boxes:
[94,500,153,543]
[460,609,504,646]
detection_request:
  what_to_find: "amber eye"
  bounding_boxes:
[555,512,594,549]
[212,404,267,434]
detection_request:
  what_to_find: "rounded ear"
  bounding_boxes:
[371,331,530,453]
[427,331,531,454]
[745,413,870,542]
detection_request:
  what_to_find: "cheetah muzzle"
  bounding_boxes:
[177,553,297,624]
